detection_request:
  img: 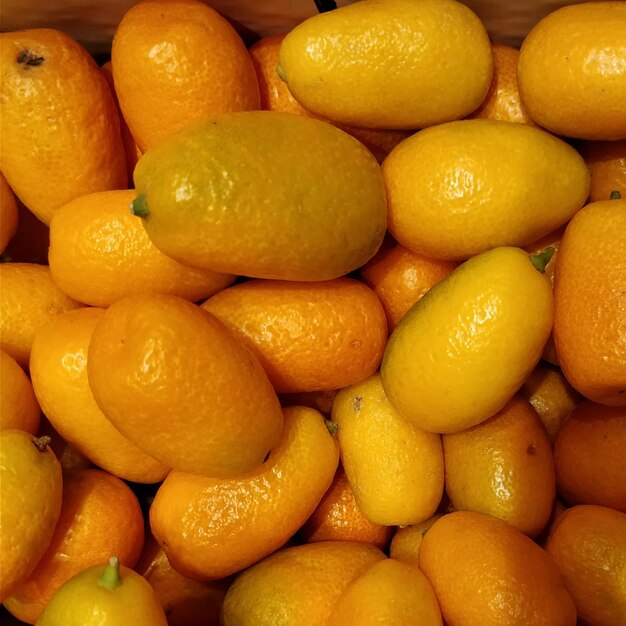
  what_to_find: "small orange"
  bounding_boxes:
[0,173,18,253]
[30,308,169,484]
[87,294,283,477]
[419,511,576,625]
[580,139,626,202]
[554,400,626,512]
[4,468,144,624]
[149,406,339,580]
[326,558,443,626]
[553,199,626,405]
[0,349,40,434]
[299,466,392,549]
[360,244,457,329]
[517,2,626,140]
[136,533,230,626]
[221,541,385,626]
[521,361,580,442]
[100,61,140,185]
[111,0,260,152]
[37,417,94,472]
[0,263,83,368]
[470,43,534,124]
[0,29,127,225]
[546,504,626,626]
[202,278,387,393]
[388,514,443,567]
[249,33,411,162]
[443,395,555,536]
[49,190,235,307]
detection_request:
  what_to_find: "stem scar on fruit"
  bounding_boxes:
[529,247,555,273]
[610,190,622,200]
[325,420,340,436]
[131,195,150,219]
[17,50,45,66]
[31,435,51,452]
[98,556,122,590]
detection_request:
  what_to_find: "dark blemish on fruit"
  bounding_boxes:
[17,51,45,66]
[353,395,362,411]
[526,443,537,456]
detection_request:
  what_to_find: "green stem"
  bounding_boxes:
[610,190,622,200]
[275,63,287,83]
[131,194,150,218]
[98,556,122,590]
[529,247,555,273]
[325,420,339,436]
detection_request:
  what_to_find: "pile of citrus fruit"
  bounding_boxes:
[1,0,625,624]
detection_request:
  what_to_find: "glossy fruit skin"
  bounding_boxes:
[332,374,444,525]
[546,505,626,626]
[360,244,457,330]
[87,294,283,477]
[0,264,83,368]
[383,119,590,261]
[0,29,127,224]
[553,199,626,405]
[111,0,260,152]
[202,278,387,393]
[35,560,168,626]
[49,190,234,307]
[469,44,534,125]
[0,430,62,602]
[518,2,626,140]
[0,349,40,434]
[419,511,577,626]
[443,395,555,536]
[249,33,412,163]
[4,469,144,624]
[554,401,626,512]
[150,406,339,580]
[389,515,443,567]
[221,541,385,626]
[298,467,392,549]
[133,111,387,281]
[278,0,492,129]
[581,139,626,203]
[30,308,169,484]
[381,247,554,434]
[0,173,18,253]
[326,559,443,626]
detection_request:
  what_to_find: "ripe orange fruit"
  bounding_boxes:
[0,173,18,253]
[150,406,339,580]
[221,541,385,626]
[202,278,387,393]
[521,361,580,442]
[278,0,493,129]
[136,533,230,626]
[327,558,443,626]
[389,514,443,567]
[4,468,144,624]
[299,466,392,549]
[518,2,626,140]
[0,263,82,368]
[0,430,62,602]
[0,349,40,434]
[554,401,626,512]
[49,190,235,307]
[360,244,457,329]
[0,29,127,225]
[99,61,140,184]
[546,504,626,626]
[419,511,576,625]
[383,120,589,261]
[111,0,260,152]
[37,417,93,472]
[470,43,534,124]
[30,307,169,484]
[249,33,411,162]
[553,199,626,405]
[87,294,283,477]
[443,395,555,536]
[580,139,626,202]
